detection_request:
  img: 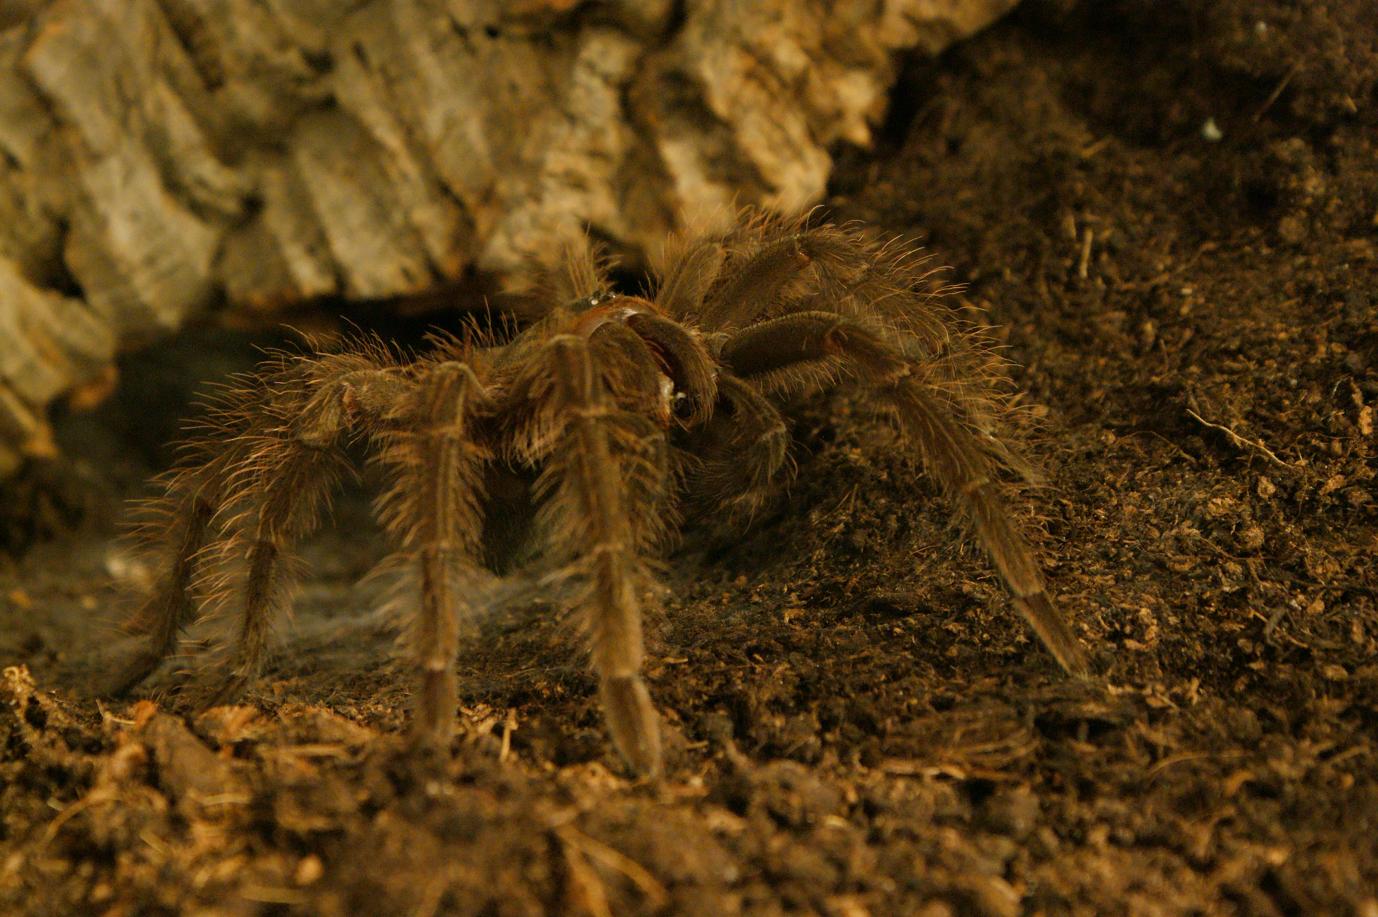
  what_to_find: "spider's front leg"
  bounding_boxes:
[721,312,1091,676]
[518,334,670,776]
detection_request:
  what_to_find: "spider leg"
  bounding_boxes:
[372,358,492,745]
[114,349,406,701]
[518,333,670,776]
[699,218,864,331]
[687,373,791,523]
[108,454,232,695]
[653,234,724,323]
[721,312,1090,676]
[203,357,413,704]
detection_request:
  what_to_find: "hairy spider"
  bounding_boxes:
[109,212,1088,777]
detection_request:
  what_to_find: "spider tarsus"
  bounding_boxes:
[228,537,281,677]
[105,649,164,698]
[410,554,464,743]
[599,674,662,779]
[175,664,254,713]
[1014,592,1091,678]
[410,656,459,747]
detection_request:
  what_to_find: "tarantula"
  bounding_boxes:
[109,213,1088,777]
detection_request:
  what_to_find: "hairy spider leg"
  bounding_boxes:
[374,358,493,745]
[113,351,406,701]
[197,358,410,704]
[654,234,725,322]
[519,332,671,776]
[110,451,234,694]
[686,373,791,522]
[697,218,871,331]
[720,311,1090,676]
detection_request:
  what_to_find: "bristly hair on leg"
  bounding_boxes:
[514,334,671,775]
[651,231,726,323]
[545,232,618,305]
[185,355,358,704]
[113,342,407,702]
[716,308,1087,676]
[699,211,868,331]
[372,353,495,744]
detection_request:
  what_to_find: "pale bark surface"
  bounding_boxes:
[0,0,1019,475]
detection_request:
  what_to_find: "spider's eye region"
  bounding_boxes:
[571,290,618,311]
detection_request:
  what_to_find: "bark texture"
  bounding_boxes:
[0,0,1019,475]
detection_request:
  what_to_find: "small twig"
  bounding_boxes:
[1147,751,1211,780]
[1253,64,1299,122]
[558,832,613,917]
[411,874,452,917]
[1263,604,1290,638]
[555,826,669,909]
[39,791,114,848]
[1078,227,1094,280]
[1077,137,1112,159]
[240,886,309,906]
[499,708,517,763]
[1186,409,1293,467]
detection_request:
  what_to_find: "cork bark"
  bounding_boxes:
[0,0,1020,475]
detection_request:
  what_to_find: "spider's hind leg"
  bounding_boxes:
[721,311,1090,676]
[109,455,230,696]
[114,350,406,704]
[190,359,393,705]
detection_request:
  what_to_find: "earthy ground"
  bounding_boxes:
[3,2,1376,914]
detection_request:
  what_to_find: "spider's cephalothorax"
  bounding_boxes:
[110,213,1089,777]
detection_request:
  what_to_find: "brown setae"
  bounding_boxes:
[108,212,1090,778]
